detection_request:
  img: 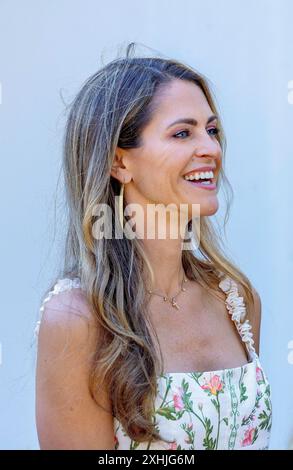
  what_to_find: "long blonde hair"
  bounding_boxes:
[43,43,255,445]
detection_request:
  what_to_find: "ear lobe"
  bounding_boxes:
[110,167,132,184]
[111,150,125,179]
[111,149,132,183]
[110,166,119,179]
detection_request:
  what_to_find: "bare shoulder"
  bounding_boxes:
[37,286,97,364]
[237,281,262,355]
[39,285,95,332]
[36,286,114,450]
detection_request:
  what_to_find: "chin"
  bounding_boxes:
[188,199,219,218]
[203,199,219,214]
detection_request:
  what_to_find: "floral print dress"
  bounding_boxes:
[35,274,272,450]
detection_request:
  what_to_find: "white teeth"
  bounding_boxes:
[184,170,214,181]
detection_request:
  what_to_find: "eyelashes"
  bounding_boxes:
[173,127,220,139]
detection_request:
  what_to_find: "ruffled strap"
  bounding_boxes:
[34,277,81,338]
[218,274,256,358]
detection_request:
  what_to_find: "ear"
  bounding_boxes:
[110,148,132,184]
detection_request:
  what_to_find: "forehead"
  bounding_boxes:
[150,79,213,127]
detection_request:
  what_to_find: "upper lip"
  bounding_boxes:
[183,166,216,178]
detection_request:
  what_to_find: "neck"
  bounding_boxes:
[123,184,190,297]
[142,237,186,297]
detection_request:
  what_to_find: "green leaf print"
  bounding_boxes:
[241,390,263,426]
[211,398,219,412]
[258,410,272,431]
[239,367,248,403]
[156,374,183,421]
[130,439,141,450]
[252,427,259,444]
[256,367,266,385]
[240,382,248,402]
[227,370,240,450]
[201,374,225,449]
[265,384,271,396]
[203,418,216,450]
[156,407,178,420]
[181,422,195,448]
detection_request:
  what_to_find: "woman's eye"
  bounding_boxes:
[173,129,190,139]
[207,127,220,136]
[173,127,220,139]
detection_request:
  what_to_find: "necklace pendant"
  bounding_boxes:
[171,298,179,309]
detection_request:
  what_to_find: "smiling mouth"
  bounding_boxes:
[182,171,217,187]
[184,180,217,190]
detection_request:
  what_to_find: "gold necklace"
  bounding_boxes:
[147,274,188,310]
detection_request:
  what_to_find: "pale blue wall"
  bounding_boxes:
[0,0,292,450]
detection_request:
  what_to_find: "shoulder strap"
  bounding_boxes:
[34,277,81,338]
[218,274,256,359]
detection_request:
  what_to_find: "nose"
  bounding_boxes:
[193,132,221,161]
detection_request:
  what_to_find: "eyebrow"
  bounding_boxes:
[166,114,218,129]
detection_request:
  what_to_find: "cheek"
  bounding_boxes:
[132,153,168,185]
[131,140,187,191]
[216,144,223,161]
[131,159,159,193]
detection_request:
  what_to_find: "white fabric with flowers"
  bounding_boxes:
[35,274,272,450]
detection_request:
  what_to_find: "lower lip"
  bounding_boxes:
[185,180,217,190]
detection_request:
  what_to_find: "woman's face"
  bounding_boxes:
[114,79,222,220]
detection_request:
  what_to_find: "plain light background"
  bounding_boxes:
[0,0,292,450]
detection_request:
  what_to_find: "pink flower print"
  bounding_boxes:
[173,386,184,411]
[241,427,257,447]
[256,367,264,384]
[184,436,193,444]
[168,441,178,450]
[201,375,224,395]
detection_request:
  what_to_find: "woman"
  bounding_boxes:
[35,43,272,450]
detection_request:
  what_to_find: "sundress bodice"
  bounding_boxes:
[35,274,272,450]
